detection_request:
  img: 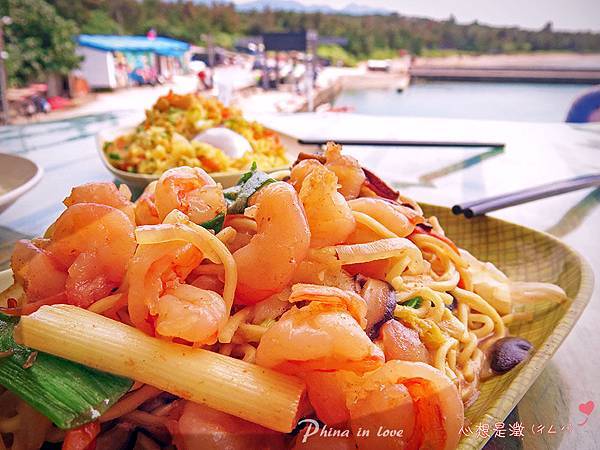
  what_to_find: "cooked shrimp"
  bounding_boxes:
[351,382,415,450]
[289,158,323,192]
[154,167,226,224]
[127,241,203,335]
[348,360,463,450]
[11,239,67,302]
[223,215,255,253]
[298,164,356,248]
[256,306,383,374]
[255,284,384,374]
[134,181,160,225]
[323,142,365,200]
[189,273,224,294]
[63,182,136,224]
[233,182,310,304]
[349,197,424,238]
[176,401,284,450]
[377,319,431,364]
[155,284,227,344]
[304,370,360,426]
[45,203,136,307]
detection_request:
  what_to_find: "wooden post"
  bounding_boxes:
[207,34,215,68]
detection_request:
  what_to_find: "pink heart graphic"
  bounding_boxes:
[579,401,595,416]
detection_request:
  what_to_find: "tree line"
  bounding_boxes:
[3,0,600,86]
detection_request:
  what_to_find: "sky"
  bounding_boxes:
[235,0,600,32]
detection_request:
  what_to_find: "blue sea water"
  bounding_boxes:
[334,82,596,122]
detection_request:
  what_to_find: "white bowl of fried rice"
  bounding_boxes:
[96,92,304,190]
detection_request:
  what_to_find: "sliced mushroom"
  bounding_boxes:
[360,277,396,339]
[490,337,533,374]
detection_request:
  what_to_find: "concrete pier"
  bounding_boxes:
[410,53,600,84]
[409,66,600,84]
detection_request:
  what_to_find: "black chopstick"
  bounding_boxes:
[298,139,505,148]
[453,174,600,218]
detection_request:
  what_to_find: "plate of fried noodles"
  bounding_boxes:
[98,91,300,189]
[0,143,593,450]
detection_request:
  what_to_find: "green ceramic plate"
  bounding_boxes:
[0,204,593,450]
[420,204,594,449]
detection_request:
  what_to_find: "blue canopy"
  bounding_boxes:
[78,35,190,57]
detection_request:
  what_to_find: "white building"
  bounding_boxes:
[76,34,190,90]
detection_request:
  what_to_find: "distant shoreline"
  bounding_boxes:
[412,52,600,69]
[408,52,600,84]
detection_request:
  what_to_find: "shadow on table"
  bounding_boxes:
[487,362,570,450]
[418,146,504,187]
[391,146,505,189]
[484,408,524,450]
[545,188,600,237]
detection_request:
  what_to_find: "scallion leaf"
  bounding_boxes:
[200,212,225,233]
[0,313,133,429]
[236,161,258,185]
[401,297,423,309]
[224,163,275,214]
[223,185,241,201]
